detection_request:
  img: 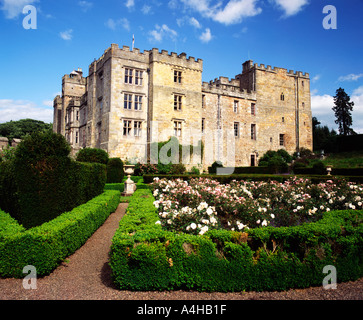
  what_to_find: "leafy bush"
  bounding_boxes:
[110,185,363,292]
[0,131,106,228]
[134,163,158,176]
[0,190,120,278]
[76,147,109,164]
[107,158,124,183]
[259,149,292,174]
[170,163,186,174]
[293,147,315,159]
[0,147,15,162]
[312,160,326,175]
[190,166,200,175]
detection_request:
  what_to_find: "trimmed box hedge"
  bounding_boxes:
[143,174,363,184]
[208,166,272,175]
[0,190,120,278]
[294,167,363,176]
[110,186,363,292]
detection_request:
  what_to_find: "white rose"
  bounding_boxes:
[210,217,217,225]
[190,223,197,230]
[206,207,213,215]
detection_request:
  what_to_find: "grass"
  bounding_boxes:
[322,151,363,168]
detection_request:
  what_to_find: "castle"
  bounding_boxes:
[53,43,312,169]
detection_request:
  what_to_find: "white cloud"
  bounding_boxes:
[189,17,201,28]
[149,24,178,42]
[233,26,248,38]
[199,28,212,43]
[311,93,338,132]
[105,18,130,31]
[105,18,117,30]
[177,16,202,28]
[311,89,363,134]
[353,86,363,96]
[42,100,53,107]
[168,0,178,10]
[311,93,334,117]
[141,4,151,14]
[0,99,53,124]
[338,73,363,82]
[78,1,93,12]
[125,0,135,9]
[312,74,321,83]
[59,29,73,41]
[272,0,309,17]
[1,0,38,19]
[213,0,262,25]
[351,86,363,133]
[180,0,261,25]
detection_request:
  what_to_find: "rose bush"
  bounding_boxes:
[151,177,363,234]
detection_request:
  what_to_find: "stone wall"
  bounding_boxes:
[108,45,149,162]
[149,48,203,166]
[54,45,313,169]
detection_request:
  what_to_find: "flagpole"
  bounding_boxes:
[132,34,134,50]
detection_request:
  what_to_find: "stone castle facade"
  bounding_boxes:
[53,43,312,169]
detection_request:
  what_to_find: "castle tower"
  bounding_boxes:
[238,61,312,157]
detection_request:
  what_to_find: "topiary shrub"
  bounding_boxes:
[1,130,106,229]
[76,147,109,164]
[208,161,223,174]
[312,160,326,175]
[107,158,124,183]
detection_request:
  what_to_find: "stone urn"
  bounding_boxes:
[123,165,136,196]
[326,165,332,176]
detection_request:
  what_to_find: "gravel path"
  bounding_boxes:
[0,203,362,300]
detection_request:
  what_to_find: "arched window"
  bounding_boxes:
[280,93,285,101]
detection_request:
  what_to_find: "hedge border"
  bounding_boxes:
[143,174,363,184]
[110,184,363,292]
[0,190,120,278]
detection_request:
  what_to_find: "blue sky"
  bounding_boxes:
[0,0,362,132]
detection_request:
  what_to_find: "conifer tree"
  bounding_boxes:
[332,87,355,136]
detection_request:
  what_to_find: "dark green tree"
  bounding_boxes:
[0,119,52,143]
[312,116,337,152]
[332,88,355,136]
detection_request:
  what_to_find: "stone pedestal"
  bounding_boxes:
[122,165,136,196]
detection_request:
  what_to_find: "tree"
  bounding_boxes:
[0,119,52,143]
[312,116,337,152]
[332,88,355,136]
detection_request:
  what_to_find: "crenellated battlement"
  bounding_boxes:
[62,68,86,84]
[243,60,309,78]
[89,44,203,73]
[149,47,203,71]
[202,76,256,100]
